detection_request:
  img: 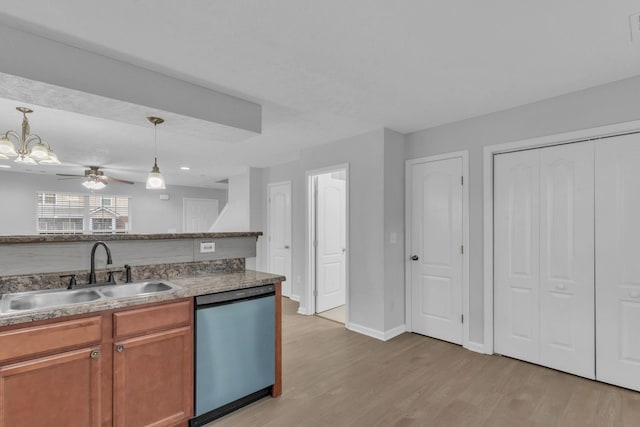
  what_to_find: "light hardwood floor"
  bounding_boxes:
[208,297,640,427]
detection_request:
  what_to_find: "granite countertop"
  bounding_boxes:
[0,231,263,244]
[0,270,285,327]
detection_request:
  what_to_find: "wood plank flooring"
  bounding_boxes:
[207,298,640,427]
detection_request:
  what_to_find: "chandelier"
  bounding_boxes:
[0,107,61,165]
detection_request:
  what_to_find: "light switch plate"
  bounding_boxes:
[200,241,215,253]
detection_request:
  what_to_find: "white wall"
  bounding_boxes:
[406,74,640,345]
[211,167,265,270]
[210,171,250,232]
[0,170,226,235]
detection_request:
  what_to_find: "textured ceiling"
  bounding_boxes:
[0,1,640,187]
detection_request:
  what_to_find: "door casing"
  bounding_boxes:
[305,164,349,325]
[267,181,292,298]
[405,151,470,349]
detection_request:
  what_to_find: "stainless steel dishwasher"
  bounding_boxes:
[190,284,275,427]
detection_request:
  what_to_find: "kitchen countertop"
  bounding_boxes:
[0,269,285,327]
[0,231,263,244]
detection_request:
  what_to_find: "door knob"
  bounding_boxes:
[410,255,419,261]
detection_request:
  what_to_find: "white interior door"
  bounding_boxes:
[596,134,640,391]
[316,172,346,313]
[494,149,540,363]
[268,182,292,297]
[539,142,594,378]
[183,198,219,232]
[410,157,463,344]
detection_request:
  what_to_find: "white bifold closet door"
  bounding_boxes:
[494,142,595,378]
[595,135,640,391]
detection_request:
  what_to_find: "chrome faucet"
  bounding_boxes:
[89,241,113,284]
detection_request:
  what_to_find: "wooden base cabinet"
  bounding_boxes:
[112,299,192,427]
[0,347,102,427]
[0,299,193,427]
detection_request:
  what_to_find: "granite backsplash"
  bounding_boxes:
[0,258,245,296]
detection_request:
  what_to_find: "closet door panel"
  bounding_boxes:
[494,149,540,363]
[596,134,640,391]
[539,142,594,379]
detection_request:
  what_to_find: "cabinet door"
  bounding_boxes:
[494,149,540,363]
[596,135,640,391]
[0,347,102,427]
[539,142,594,378]
[113,327,193,427]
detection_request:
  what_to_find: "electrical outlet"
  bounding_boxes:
[200,241,215,253]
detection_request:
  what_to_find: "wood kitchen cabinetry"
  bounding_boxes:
[113,300,193,427]
[0,299,193,427]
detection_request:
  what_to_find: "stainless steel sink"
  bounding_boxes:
[99,281,179,298]
[0,280,182,315]
[1,288,102,313]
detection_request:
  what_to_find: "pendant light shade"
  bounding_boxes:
[146,157,166,189]
[145,117,166,190]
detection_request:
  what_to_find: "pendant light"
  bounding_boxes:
[145,116,166,190]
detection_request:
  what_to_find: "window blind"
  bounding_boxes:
[35,192,131,234]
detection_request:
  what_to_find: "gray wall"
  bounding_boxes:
[406,73,640,344]
[383,129,406,331]
[0,170,227,235]
[263,128,406,334]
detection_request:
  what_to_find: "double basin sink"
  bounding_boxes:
[0,280,182,315]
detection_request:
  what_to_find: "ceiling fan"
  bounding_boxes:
[56,166,134,190]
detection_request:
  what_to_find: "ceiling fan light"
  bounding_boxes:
[14,155,37,165]
[39,151,61,165]
[28,142,50,160]
[82,179,106,190]
[0,138,17,156]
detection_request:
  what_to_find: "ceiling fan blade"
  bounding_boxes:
[106,176,135,185]
[56,173,84,177]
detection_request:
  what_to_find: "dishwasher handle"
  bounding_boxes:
[196,284,276,307]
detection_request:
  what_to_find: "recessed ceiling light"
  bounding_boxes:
[0,164,11,168]
[180,166,190,171]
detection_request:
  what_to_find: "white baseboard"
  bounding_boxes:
[348,322,407,341]
[297,306,312,315]
[464,340,489,354]
[383,325,406,341]
[290,294,301,302]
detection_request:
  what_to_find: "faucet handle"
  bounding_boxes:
[124,264,132,283]
[60,274,77,289]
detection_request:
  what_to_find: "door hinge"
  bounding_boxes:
[461,314,464,323]
[313,289,317,297]
[460,245,464,254]
[461,176,464,185]
[314,239,318,248]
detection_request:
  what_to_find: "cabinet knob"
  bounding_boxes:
[90,350,100,359]
[116,344,125,353]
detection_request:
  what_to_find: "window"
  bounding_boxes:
[35,192,131,234]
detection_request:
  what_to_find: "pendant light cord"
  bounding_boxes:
[154,123,158,163]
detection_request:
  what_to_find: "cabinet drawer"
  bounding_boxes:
[113,300,191,338]
[0,316,102,363]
